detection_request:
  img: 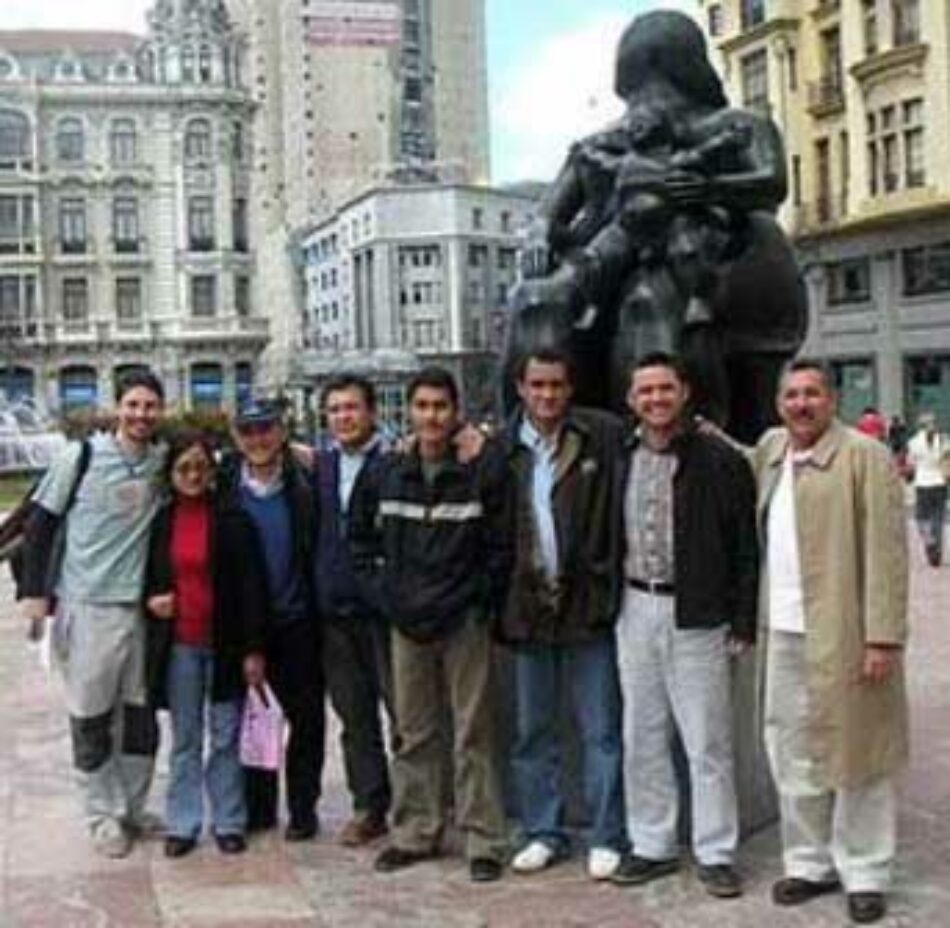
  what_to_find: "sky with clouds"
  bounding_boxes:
[0,0,696,183]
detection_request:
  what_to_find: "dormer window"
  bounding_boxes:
[54,58,83,82]
[108,56,137,83]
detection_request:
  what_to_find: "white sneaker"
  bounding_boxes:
[512,840,556,873]
[91,818,132,859]
[588,846,621,880]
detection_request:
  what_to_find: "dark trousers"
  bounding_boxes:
[323,616,395,819]
[915,485,947,565]
[245,619,325,829]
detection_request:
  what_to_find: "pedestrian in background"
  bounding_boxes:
[144,430,269,858]
[906,412,948,566]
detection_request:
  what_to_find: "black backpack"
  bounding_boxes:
[1,440,92,600]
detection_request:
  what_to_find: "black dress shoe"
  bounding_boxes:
[848,892,887,924]
[772,876,841,906]
[374,846,434,872]
[470,857,504,883]
[215,833,247,854]
[696,863,743,898]
[284,819,318,842]
[611,854,679,886]
[164,836,197,859]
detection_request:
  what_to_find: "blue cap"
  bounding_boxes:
[235,398,283,427]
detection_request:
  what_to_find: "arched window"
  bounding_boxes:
[109,118,137,165]
[55,117,84,163]
[0,110,31,166]
[184,118,212,161]
[59,365,98,411]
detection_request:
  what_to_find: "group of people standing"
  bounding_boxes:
[20,350,908,926]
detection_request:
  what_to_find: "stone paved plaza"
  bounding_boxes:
[1,532,949,927]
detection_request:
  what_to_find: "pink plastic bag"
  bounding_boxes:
[239,683,285,771]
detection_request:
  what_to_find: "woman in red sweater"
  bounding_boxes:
[145,431,269,858]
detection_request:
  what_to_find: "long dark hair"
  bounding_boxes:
[614,11,727,110]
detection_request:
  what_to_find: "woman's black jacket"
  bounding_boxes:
[144,495,270,708]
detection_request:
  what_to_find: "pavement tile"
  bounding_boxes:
[5,869,161,927]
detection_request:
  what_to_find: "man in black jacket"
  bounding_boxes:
[351,367,510,883]
[221,398,325,841]
[611,352,757,898]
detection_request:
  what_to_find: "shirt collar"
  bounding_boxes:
[240,461,285,498]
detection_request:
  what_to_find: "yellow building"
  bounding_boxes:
[700,0,950,427]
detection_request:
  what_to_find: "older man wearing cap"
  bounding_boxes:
[219,398,325,840]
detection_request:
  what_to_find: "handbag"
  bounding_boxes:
[239,683,285,771]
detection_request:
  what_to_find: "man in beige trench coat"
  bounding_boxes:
[751,359,909,926]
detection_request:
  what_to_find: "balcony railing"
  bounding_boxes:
[807,76,845,114]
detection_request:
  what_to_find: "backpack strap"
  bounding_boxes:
[63,439,92,515]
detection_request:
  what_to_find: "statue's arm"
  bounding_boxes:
[706,118,788,212]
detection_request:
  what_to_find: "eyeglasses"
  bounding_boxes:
[173,461,212,476]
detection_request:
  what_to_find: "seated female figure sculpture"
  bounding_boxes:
[504,10,806,440]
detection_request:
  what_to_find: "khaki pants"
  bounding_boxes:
[765,630,896,892]
[390,615,508,862]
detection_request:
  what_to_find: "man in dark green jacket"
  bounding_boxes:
[500,348,627,881]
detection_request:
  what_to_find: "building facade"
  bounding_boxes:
[701,0,950,426]
[225,0,491,388]
[297,183,536,435]
[0,0,266,417]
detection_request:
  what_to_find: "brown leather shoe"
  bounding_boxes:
[339,814,389,847]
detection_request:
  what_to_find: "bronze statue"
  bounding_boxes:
[503,10,806,441]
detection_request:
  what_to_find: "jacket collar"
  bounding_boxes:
[506,406,591,450]
[766,419,846,471]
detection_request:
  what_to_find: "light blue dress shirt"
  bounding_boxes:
[520,417,560,579]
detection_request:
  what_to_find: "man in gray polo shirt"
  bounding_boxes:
[21,371,166,858]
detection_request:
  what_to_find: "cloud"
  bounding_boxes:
[492,0,698,184]
[0,0,150,32]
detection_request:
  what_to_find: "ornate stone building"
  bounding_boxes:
[0,0,266,416]
[701,0,950,426]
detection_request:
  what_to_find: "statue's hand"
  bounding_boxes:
[662,171,710,206]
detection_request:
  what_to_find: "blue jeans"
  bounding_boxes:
[511,636,626,853]
[166,645,246,839]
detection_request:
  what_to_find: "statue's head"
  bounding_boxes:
[615,10,727,110]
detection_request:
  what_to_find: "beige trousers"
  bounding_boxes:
[764,630,896,893]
